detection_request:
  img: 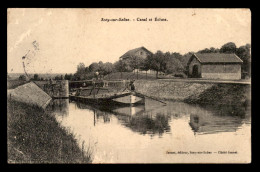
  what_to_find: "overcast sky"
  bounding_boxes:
[7,8,251,74]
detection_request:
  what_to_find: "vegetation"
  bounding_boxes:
[71,42,250,81]
[19,75,27,81]
[7,99,92,163]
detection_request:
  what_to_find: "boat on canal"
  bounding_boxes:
[69,87,145,106]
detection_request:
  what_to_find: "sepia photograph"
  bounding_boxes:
[7,8,251,164]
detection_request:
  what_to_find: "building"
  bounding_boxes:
[187,53,243,80]
[119,46,153,60]
[120,47,161,75]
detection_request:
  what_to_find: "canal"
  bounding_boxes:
[46,98,251,163]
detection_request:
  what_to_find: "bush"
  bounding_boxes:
[173,72,187,78]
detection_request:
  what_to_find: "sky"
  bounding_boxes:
[7,8,251,74]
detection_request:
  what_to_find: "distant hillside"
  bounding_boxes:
[7,73,69,80]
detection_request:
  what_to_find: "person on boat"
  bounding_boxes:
[126,78,130,89]
[95,71,99,80]
[129,80,135,91]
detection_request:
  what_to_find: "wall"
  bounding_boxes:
[188,57,201,77]
[201,64,241,80]
[202,64,241,73]
[135,80,213,101]
[133,69,164,75]
[201,73,241,80]
[35,80,69,98]
[7,82,52,109]
[134,49,150,59]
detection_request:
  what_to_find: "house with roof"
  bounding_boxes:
[187,53,243,80]
[119,46,153,60]
[120,47,162,75]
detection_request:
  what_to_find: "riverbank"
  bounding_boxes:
[134,80,251,106]
[184,83,251,106]
[7,99,92,163]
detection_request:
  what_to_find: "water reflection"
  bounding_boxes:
[46,99,69,116]
[69,99,250,136]
[119,113,171,135]
[73,101,171,135]
[189,104,249,135]
[50,99,251,163]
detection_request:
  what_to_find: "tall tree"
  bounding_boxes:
[148,51,166,78]
[33,74,39,81]
[89,62,99,72]
[236,44,251,77]
[197,47,220,53]
[75,63,86,80]
[220,42,237,53]
[103,62,114,75]
[113,60,131,79]
[139,57,150,79]
[128,55,145,79]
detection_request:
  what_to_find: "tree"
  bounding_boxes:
[65,73,74,80]
[19,75,26,81]
[102,62,114,75]
[165,56,184,74]
[89,62,99,72]
[65,73,68,80]
[33,74,39,81]
[114,60,125,79]
[85,67,90,73]
[114,60,132,73]
[139,58,150,79]
[236,44,251,78]
[128,55,145,79]
[146,51,166,78]
[54,75,61,80]
[75,62,86,80]
[220,42,237,53]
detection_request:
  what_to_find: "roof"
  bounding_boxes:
[120,47,153,59]
[193,53,243,64]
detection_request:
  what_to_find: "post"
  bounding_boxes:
[64,80,69,98]
[82,141,85,162]
[93,81,95,99]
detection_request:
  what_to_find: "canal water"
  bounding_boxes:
[47,99,251,163]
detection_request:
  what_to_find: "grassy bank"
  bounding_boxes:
[7,99,92,163]
[184,84,251,107]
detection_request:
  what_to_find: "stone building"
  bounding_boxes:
[120,47,159,74]
[187,53,243,80]
[119,46,153,60]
